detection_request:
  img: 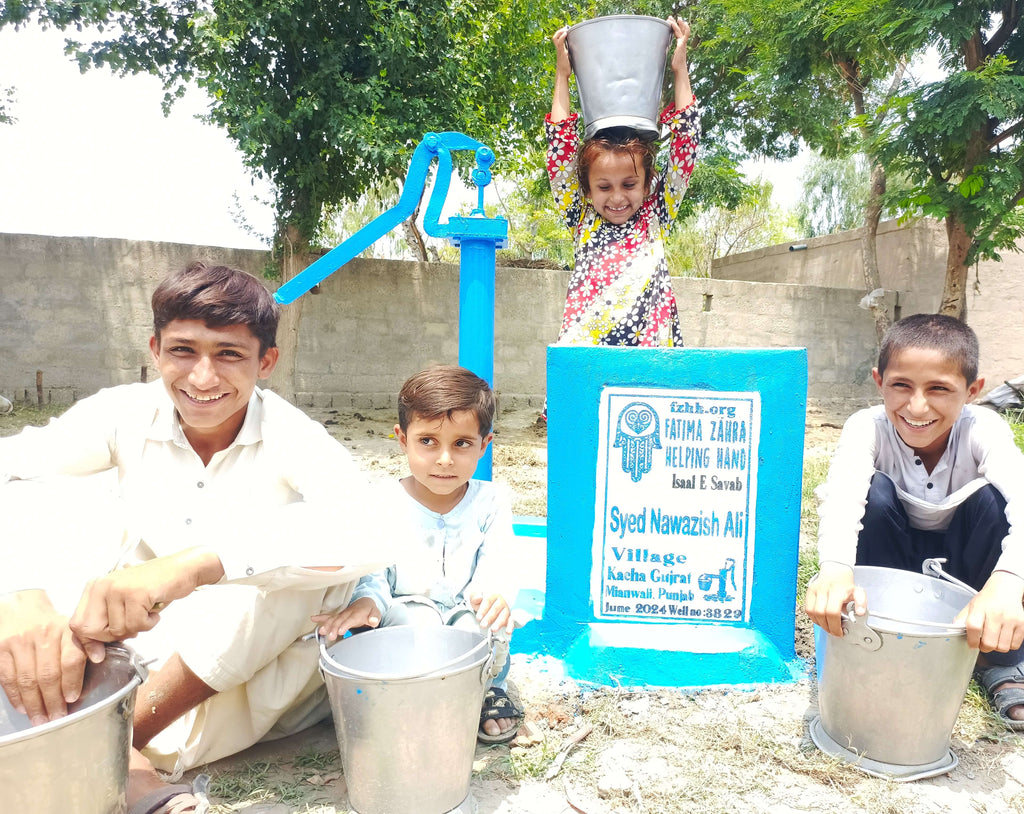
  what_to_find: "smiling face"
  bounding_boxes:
[587,151,648,225]
[872,346,983,470]
[396,409,492,514]
[150,319,278,459]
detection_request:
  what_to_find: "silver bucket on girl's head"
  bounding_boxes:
[567,15,673,141]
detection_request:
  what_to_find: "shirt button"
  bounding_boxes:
[185,518,192,525]
[914,459,922,466]
[926,483,933,489]
[197,481,205,488]
[246,567,254,576]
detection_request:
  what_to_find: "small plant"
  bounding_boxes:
[506,735,562,780]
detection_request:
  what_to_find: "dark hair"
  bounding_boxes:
[578,136,658,197]
[151,262,279,356]
[398,365,496,436]
[878,313,980,383]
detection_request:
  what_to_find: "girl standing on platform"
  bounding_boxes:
[546,16,699,349]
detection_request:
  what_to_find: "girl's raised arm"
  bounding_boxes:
[668,17,694,110]
[550,26,573,123]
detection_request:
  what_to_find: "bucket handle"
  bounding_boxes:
[921,558,978,597]
[318,631,492,682]
[840,602,883,652]
[844,559,978,635]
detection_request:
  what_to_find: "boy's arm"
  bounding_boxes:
[68,547,225,663]
[0,387,124,484]
[974,406,1024,578]
[464,485,518,634]
[956,570,1024,653]
[805,409,879,635]
[960,408,1024,651]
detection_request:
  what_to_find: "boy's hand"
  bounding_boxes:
[803,562,866,638]
[311,597,382,642]
[551,26,572,78]
[70,548,224,662]
[0,589,88,727]
[954,571,1024,652]
[470,592,514,635]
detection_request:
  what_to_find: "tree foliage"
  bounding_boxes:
[832,0,1024,318]
[0,0,553,252]
[797,153,871,237]
[667,180,797,277]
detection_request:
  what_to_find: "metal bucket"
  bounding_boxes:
[320,626,494,814]
[813,565,977,778]
[567,15,673,140]
[0,643,147,813]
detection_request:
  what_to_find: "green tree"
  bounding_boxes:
[856,1,1024,319]
[667,180,798,277]
[0,0,553,395]
[796,153,870,237]
[691,0,934,341]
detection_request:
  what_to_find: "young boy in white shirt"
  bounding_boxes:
[313,365,524,744]
[1,262,386,813]
[805,313,1024,730]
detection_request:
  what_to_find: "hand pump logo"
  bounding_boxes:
[613,401,660,482]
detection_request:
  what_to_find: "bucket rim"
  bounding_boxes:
[855,610,967,636]
[0,644,145,746]
[568,15,672,35]
[319,627,492,682]
[851,564,976,633]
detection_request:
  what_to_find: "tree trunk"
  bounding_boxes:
[403,214,429,262]
[941,215,971,320]
[269,223,313,404]
[841,58,899,345]
[861,161,890,344]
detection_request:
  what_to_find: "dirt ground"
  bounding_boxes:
[184,407,1024,814]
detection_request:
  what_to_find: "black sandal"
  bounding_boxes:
[478,686,524,744]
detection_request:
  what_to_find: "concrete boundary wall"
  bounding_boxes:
[4,228,1018,423]
[711,218,1024,395]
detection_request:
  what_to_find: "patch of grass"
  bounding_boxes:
[800,452,831,542]
[208,760,274,799]
[494,443,544,468]
[293,747,339,773]
[1012,420,1024,452]
[0,402,67,437]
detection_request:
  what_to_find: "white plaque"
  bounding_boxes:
[593,386,760,624]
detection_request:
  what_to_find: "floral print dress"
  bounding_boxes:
[545,103,699,347]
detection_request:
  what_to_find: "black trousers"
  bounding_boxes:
[856,472,1022,667]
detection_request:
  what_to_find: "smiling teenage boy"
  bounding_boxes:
[0,262,386,814]
[312,365,525,744]
[805,313,1024,730]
